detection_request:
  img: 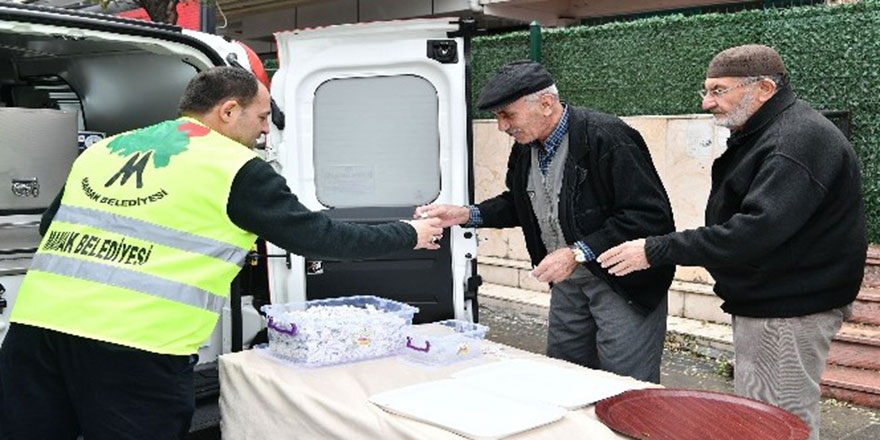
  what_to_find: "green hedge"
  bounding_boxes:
[472,1,880,242]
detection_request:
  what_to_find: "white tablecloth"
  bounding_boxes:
[219,341,656,439]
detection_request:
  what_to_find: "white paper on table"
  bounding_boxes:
[369,379,566,440]
[452,359,637,410]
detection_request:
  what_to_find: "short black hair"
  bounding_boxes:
[178,66,259,116]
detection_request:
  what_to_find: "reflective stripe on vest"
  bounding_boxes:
[54,204,249,266]
[11,118,258,355]
[29,253,224,314]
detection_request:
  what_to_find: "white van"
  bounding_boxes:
[0,0,478,408]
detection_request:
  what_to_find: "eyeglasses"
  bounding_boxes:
[698,78,760,99]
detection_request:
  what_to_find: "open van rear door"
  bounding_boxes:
[267,18,479,323]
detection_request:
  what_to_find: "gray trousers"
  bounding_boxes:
[546,277,667,383]
[732,304,851,440]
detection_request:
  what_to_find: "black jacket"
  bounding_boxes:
[476,106,676,314]
[41,158,416,259]
[646,85,867,318]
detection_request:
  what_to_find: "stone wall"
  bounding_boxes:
[473,116,732,324]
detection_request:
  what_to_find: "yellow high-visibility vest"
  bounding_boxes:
[12,118,258,355]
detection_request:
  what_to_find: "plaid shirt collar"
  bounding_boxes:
[533,103,570,174]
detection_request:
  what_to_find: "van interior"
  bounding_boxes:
[0,23,212,136]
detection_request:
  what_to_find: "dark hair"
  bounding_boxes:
[178,66,259,116]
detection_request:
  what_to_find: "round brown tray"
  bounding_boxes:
[595,389,810,440]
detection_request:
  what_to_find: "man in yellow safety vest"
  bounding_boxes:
[0,66,443,440]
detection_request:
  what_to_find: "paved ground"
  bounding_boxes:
[479,300,880,440]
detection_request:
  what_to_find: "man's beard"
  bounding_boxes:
[714,92,756,129]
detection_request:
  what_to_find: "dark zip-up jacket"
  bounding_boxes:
[475,106,676,314]
[646,85,866,318]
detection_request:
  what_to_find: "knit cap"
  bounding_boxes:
[707,44,786,78]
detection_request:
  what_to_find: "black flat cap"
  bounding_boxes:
[477,60,555,112]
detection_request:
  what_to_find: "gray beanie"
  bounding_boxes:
[707,44,787,78]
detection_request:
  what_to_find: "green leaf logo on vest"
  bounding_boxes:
[105,120,209,188]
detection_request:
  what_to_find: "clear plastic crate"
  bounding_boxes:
[402,319,489,366]
[261,295,418,367]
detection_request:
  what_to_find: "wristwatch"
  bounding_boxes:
[570,245,587,263]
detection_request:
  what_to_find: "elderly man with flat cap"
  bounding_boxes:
[416,61,675,383]
[599,45,866,438]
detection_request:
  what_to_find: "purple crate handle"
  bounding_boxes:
[405,337,431,353]
[267,316,297,336]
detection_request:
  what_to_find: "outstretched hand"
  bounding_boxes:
[413,204,470,228]
[597,239,650,276]
[403,218,444,250]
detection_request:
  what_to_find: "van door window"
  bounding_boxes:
[313,75,440,208]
